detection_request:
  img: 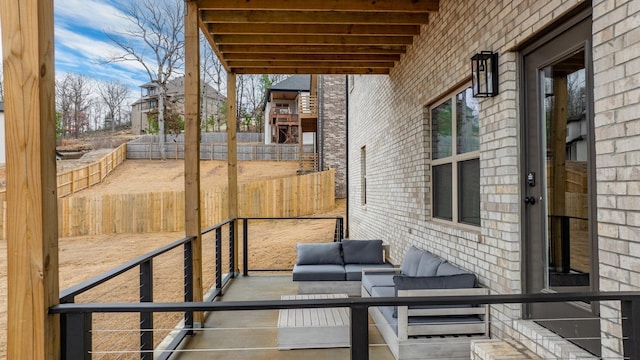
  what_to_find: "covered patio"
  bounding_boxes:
[3,0,640,359]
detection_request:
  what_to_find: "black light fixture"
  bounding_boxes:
[471,51,499,97]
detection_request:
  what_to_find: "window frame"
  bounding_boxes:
[430,84,480,228]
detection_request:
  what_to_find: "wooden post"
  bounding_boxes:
[1,0,60,359]
[184,0,203,325]
[551,75,568,272]
[227,72,239,274]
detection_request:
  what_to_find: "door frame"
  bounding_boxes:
[518,5,601,355]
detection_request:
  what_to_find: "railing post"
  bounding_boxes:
[215,227,222,290]
[351,305,369,360]
[335,216,344,242]
[243,218,249,276]
[229,219,236,277]
[184,241,194,334]
[62,312,92,360]
[140,260,154,360]
[622,298,640,359]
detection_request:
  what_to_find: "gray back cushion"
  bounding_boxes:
[393,273,478,290]
[342,239,384,264]
[415,251,442,276]
[296,242,344,265]
[436,261,469,276]
[400,246,424,276]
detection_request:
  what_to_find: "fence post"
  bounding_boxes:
[243,219,249,276]
[351,305,369,360]
[62,311,92,360]
[183,241,194,334]
[140,260,154,360]
[622,298,640,359]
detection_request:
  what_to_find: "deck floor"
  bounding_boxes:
[168,275,395,360]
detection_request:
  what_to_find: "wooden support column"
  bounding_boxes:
[184,0,203,324]
[551,75,568,272]
[227,72,239,274]
[1,0,60,359]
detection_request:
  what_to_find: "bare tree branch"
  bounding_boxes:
[104,0,184,158]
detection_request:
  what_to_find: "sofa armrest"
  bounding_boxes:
[396,287,489,341]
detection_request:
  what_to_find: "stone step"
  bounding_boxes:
[471,339,541,360]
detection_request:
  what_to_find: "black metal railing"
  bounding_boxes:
[50,291,640,360]
[239,216,344,275]
[58,219,237,360]
[55,216,342,359]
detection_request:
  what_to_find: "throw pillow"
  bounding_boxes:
[296,242,344,265]
[393,273,477,290]
[341,239,384,264]
[400,246,424,276]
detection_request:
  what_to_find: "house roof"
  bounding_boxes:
[198,0,438,75]
[270,75,310,92]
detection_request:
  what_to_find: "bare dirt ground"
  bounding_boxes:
[0,156,344,359]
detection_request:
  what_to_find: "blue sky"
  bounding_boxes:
[1,0,158,91]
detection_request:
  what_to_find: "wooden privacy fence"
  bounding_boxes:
[24,169,334,238]
[0,144,127,203]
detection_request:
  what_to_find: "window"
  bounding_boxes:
[431,87,480,226]
[361,146,367,205]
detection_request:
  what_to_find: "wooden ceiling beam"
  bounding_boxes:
[198,0,439,12]
[214,34,414,46]
[200,10,429,25]
[227,60,396,68]
[231,67,390,75]
[223,53,402,61]
[218,44,407,54]
[207,23,421,36]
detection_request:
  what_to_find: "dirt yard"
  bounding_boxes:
[0,157,345,359]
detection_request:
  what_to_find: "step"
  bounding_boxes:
[471,339,541,360]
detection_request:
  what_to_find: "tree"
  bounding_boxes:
[106,0,185,159]
[97,80,131,132]
[55,73,93,138]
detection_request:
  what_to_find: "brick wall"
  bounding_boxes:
[592,0,640,357]
[347,0,637,358]
[319,75,347,198]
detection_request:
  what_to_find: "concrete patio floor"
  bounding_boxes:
[168,275,395,359]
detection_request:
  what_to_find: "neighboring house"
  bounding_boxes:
[130,76,226,134]
[0,101,4,163]
[348,1,637,359]
[264,75,347,198]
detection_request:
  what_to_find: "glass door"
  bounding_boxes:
[522,14,600,355]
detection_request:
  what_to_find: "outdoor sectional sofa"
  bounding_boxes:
[361,246,489,360]
[292,239,393,296]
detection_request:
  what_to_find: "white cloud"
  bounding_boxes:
[55,0,130,32]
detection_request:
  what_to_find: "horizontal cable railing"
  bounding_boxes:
[54,216,341,360]
[239,216,344,274]
[50,291,640,360]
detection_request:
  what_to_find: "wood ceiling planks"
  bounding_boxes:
[198,0,438,74]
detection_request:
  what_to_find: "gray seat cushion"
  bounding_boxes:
[345,263,393,281]
[342,239,384,264]
[296,242,344,265]
[292,264,345,281]
[362,273,396,294]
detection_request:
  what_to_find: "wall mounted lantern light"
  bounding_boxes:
[471,51,499,97]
